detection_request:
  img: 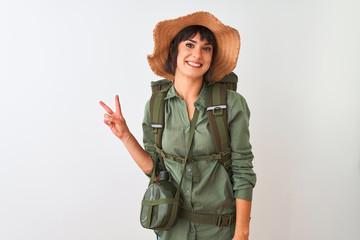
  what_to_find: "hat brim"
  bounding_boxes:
[147,11,240,82]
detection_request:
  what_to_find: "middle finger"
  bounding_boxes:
[115,95,122,117]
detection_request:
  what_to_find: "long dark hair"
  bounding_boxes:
[164,25,217,82]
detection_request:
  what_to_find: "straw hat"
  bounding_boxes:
[147,11,240,82]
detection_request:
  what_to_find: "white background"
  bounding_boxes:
[1,0,359,239]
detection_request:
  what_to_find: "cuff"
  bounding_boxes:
[234,188,253,201]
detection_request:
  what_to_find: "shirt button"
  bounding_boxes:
[187,168,192,172]
[186,190,190,194]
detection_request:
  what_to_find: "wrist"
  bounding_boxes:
[233,230,249,240]
[120,132,132,143]
[233,232,249,240]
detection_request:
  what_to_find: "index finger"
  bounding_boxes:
[99,101,114,115]
[115,95,123,116]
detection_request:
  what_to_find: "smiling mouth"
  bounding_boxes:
[186,61,202,68]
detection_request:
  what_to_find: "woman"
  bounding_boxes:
[100,12,256,240]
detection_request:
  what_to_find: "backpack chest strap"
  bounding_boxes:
[155,145,231,163]
[154,145,231,182]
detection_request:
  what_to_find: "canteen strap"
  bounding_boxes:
[163,109,199,230]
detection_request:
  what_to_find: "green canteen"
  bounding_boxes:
[140,171,182,230]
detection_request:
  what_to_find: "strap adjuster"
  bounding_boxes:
[213,107,223,116]
[207,105,226,116]
[216,215,233,226]
[223,160,232,169]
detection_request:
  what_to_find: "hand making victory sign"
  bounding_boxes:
[99,95,130,141]
[99,95,154,174]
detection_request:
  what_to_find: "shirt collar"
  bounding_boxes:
[164,83,209,109]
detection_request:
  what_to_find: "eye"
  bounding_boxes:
[185,43,194,48]
[203,47,212,52]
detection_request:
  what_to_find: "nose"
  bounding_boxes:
[192,46,202,60]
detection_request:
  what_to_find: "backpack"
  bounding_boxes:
[149,72,238,179]
[140,72,238,230]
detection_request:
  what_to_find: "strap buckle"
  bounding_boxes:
[180,158,186,164]
[207,105,226,116]
[213,107,223,116]
[223,160,232,169]
[220,148,231,157]
[216,215,233,226]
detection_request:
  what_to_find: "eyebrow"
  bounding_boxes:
[186,39,212,46]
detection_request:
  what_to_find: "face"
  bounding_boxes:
[175,32,213,81]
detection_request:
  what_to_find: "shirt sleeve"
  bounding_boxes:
[142,99,160,178]
[227,91,257,201]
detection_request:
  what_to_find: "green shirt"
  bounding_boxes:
[142,83,256,240]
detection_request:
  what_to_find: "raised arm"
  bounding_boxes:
[99,95,153,174]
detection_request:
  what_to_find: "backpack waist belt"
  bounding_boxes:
[180,209,235,227]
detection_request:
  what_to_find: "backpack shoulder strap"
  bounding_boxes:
[149,79,172,171]
[207,83,231,153]
[206,72,238,177]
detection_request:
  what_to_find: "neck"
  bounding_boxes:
[173,74,203,120]
[173,74,203,103]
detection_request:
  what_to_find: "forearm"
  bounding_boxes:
[120,132,153,174]
[233,198,252,240]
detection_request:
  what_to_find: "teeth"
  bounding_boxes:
[187,61,201,67]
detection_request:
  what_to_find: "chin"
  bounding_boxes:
[175,67,208,81]
[185,70,206,80]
